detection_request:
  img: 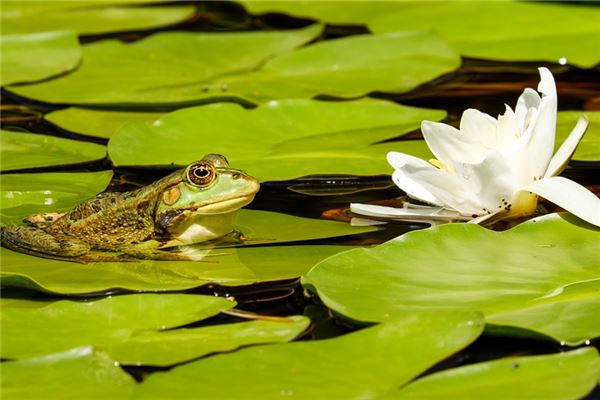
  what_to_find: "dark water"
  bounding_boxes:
[2,1,600,393]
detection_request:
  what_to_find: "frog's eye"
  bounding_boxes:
[188,162,216,187]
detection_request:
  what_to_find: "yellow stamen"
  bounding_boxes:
[429,159,446,170]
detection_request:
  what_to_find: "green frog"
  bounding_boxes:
[1,154,259,263]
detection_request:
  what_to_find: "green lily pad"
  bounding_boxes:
[1,171,113,225]
[108,99,437,180]
[387,348,600,400]
[0,31,81,86]
[0,244,348,295]
[1,347,136,400]
[134,310,484,399]
[1,294,235,359]
[1,1,195,36]
[244,1,600,68]
[302,213,600,345]
[1,295,310,366]
[9,29,459,106]
[240,0,393,24]
[369,2,600,68]
[8,25,322,106]
[109,316,309,366]
[0,130,107,172]
[211,30,460,103]
[557,111,600,162]
[45,108,163,139]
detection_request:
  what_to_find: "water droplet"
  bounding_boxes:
[558,57,568,65]
[461,163,472,180]
[585,340,591,345]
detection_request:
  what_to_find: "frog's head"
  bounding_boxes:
[154,154,259,246]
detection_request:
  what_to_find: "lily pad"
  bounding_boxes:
[109,316,310,366]
[557,111,600,162]
[1,347,136,400]
[388,348,600,400]
[0,31,81,86]
[369,2,600,68]
[1,171,113,225]
[0,130,107,172]
[134,310,484,399]
[244,1,600,68]
[9,29,459,106]
[240,0,393,24]
[45,108,163,139]
[1,294,235,359]
[0,244,348,295]
[8,25,322,106]
[108,99,438,180]
[1,2,195,36]
[302,213,600,345]
[2,295,309,366]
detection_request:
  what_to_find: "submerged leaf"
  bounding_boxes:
[302,213,600,344]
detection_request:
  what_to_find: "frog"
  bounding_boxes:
[0,154,260,263]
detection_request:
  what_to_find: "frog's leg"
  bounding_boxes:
[1,225,90,259]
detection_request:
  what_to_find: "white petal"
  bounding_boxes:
[507,69,557,186]
[526,68,557,178]
[537,67,556,97]
[522,176,600,227]
[448,149,515,213]
[350,203,466,222]
[496,105,518,148]
[389,153,482,215]
[420,120,485,165]
[459,108,497,148]
[515,88,541,129]
[545,116,589,178]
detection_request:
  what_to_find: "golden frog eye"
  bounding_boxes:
[188,162,216,187]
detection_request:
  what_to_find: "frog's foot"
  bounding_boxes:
[24,212,65,227]
[1,225,90,259]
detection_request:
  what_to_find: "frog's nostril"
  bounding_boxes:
[232,173,241,180]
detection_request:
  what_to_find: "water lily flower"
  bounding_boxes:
[352,67,600,227]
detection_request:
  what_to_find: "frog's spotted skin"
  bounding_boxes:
[1,154,259,263]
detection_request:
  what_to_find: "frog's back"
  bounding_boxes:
[48,189,157,249]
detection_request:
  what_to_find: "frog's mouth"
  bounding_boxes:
[184,193,257,215]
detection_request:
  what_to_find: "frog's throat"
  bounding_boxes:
[160,211,239,248]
